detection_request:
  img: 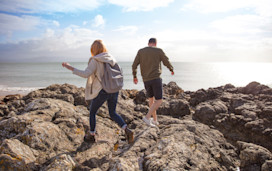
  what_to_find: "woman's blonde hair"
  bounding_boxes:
[90,39,108,56]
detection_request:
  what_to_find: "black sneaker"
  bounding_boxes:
[84,133,96,143]
[125,128,134,144]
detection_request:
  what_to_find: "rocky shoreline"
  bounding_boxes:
[0,81,272,170]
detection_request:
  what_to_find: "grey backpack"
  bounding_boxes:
[100,62,124,93]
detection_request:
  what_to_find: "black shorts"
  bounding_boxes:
[144,78,163,100]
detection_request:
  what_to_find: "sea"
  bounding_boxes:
[0,62,272,96]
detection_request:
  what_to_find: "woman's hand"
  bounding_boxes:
[133,78,138,84]
[62,62,74,71]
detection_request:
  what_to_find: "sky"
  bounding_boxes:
[0,0,272,63]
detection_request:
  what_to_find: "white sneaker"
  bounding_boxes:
[142,117,156,127]
[150,118,159,126]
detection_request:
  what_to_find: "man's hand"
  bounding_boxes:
[133,78,138,84]
[62,62,74,71]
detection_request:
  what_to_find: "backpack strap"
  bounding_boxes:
[92,57,104,83]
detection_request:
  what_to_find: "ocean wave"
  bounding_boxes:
[0,85,43,96]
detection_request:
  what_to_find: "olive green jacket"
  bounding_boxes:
[132,46,174,82]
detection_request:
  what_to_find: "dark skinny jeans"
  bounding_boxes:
[89,89,127,133]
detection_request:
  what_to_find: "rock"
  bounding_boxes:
[229,95,258,114]
[189,88,222,106]
[157,99,191,118]
[0,95,25,115]
[262,160,272,171]
[143,119,239,170]
[41,154,75,171]
[134,90,147,105]
[1,82,272,170]
[163,81,184,97]
[240,81,272,95]
[120,89,138,99]
[0,154,33,171]
[258,102,272,121]
[134,104,149,113]
[117,97,144,125]
[194,100,228,125]
[0,104,9,116]
[2,94,23,103]
[74,91,86,106]
[238,141,272,170]
[0,139,37,170]
[192,83,272,152]
[223,83,236,90]
[109,125,159,171]
[23,84,86,106]
[0,115,35,143]
[74,141,113,170]
[20,121,74,158]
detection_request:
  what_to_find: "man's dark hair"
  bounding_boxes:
[148,38,157,44]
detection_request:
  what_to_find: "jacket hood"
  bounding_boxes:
[92,52,116,66]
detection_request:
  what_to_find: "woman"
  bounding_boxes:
[62,40,134,143]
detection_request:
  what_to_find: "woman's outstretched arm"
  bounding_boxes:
[62,62,74,71]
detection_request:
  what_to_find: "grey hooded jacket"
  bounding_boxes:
[73,52,116,100]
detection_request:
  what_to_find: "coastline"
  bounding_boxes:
[1,62,272,94]
[0,90,31,99]
[1,81,272,99]
[0,89,35,101]
[0,87,42,98]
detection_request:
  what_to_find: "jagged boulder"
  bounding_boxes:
[240,81,272,95]
[238,141,272,171]
[41,154,75,171]
[158,99,191,118]
[193,83,272,153]
[134,89,147,105]
[163,81,184,97]
[0,139,37,170]
[194,100,228,125]
[143,119,239,170]
[23,84,86,106]
[189,88,223,106]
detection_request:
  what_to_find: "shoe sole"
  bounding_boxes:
[142,118,156,127]
[127,134,134,144]
[125,131,134,144]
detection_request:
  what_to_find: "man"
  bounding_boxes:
[132,38,174,127]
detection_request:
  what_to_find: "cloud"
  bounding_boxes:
[253,0,272,17]
[210,14,271,35]
[182,0,253,13]
[0,13,41,34]
[1,26,271,62]
[0,13,62,40]
[38,25,103,51]
[92,15,105,28]
[113,26,138,35]
[0,26,103,62]
[151,29,272,62]
[181,0,272,61]
[0,0,102,13]
[108,0,174,11]
[182,0,272,16]
[52,20,60,27]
